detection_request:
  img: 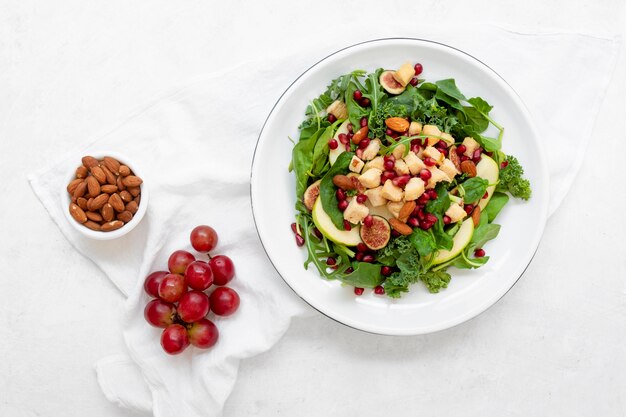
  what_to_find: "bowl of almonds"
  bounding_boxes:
[63,152,148,240]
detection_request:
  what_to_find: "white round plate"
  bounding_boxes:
[251,38,549,335]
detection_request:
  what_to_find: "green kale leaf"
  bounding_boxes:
[496,155,532,200]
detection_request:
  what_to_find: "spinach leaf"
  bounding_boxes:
[435,79,467,101]
[459,177,488,204]
[409,228,437,257]
[339,262,383,288]
[386,85,424,115]
[421,270,451,293]
[484,192,509,222]
[292,128,323,199]
[451,251,489,269]
[432,216,453,251]
[468,97,494,115]
[462,107,489,133]
[435,89,466,114]
[425,182,451,215]
[470,213,501,249]
[319,152,353,229]
[346,81,369,130]
[310,124,337,177]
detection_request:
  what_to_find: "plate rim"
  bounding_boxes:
[250,37,549,336]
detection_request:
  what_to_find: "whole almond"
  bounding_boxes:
[352,126,369,145]
[460,160,477,177]
[86,176,100,197]
[76,197,88,210]
[333,175,357,190]
[125,201,138,214]
[82,156,99,168]
[86,197,95,211]
[133,194,141,205]
[86,211,103,222]
[90,166,107,184]
[122,175,143,187]
[72,181,87,199]
[109,193,125,212]
[101,165,117,185]
[117,210,133,223]
[101,203,114,222]
[119,165,131,177]
[119,190,132,202]
[101,184,118,194]
[103,156,121,174]
[101,220,124,232]
[116,176,126,191]
[69,203,87,224]
[471,206,481,227]
[389,218,413,235]
[90,193,109,211]
[67,178,83,195]
[385,117,410,133]
[449,146,461,171]
[76,166,88,179]
[398,201,417,223]
[127,186,140,197]
[84,221,102,231]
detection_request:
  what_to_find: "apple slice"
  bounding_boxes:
[432,218,474,265]
[329,120,350,166]
[475,155,500,210]
[312,199,361,246]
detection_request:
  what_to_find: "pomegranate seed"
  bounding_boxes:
[384,154,395,163]
[360,98,371,107]
[411,139,422,147]
[360,117,368,127]
[414,63,423,75]
[417,194,430,205]
[385,128,394,136]
[343,220,352,231]
[328,114,337,123]
[412,205,422,216]
[384,159,395,170]
[358,137,370,149]
[348,132,354,140]
[443,215,451,224]
[290,222,297,234]
[460,155,470,162]
[328,139,338,150]
[313,227,323,240]
[419,169,432,181]
[338,133,349,144]
[354,287,364,296]
[381,171,396,182]
[464,204,474,215]
[416,209,426,220]
[426,213,438,224]
[345,143,351,151]
[501,160,509,169]
[411,144,421,153]
[420,221,434,230]
[392,175,411,188]
[391,230,400,237]
[357,243,369,253]
[486,151,493,157]
[474,248,486,258]
[427,189,438,199]
[435,140,447,149]
[456,144,467,155]
[345,267,354,274]
[381,266,393,276]
[408,217,420,228]
[440,149,448,157]
[483,191,489,199]
[338,200,349,211]
[356,194,368,204]
[353,89,363,100]
[326,257,336,266]
[336,189,346,201]
[295,234,305,246]
[362,254,375,263]
[374,285,385,295]
[390,132,399,139]
[347,123,353,133]
[472,149,482,163]
[409,77,418,86]
[423,157,436,167]
[363,215,374,227]
[355,252,364,261]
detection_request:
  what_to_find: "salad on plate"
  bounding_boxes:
[289,61,531,298]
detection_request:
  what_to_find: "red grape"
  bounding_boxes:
[190,225,218,253]
[161,324,189,355]
[187,318,219,348]
[168,250,195,275]
[208,255,235,286]
[143,271,168,298]
[158,273,187,303]
[185,261,214,291]
[177,290,210,323]
[209,287,240,316]
[144,299,176,328]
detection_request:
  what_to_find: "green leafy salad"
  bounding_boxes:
[289,61,531,298]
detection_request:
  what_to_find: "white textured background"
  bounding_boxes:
[1,1,625,416]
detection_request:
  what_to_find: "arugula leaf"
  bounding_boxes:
[319,152,353,229]
[409,228,437,257]
[305,71,365,119]
[496,155,532,200]
[425,183,451,215]
[484,192,509,222]
[459,177,489,204]
[339,262,383,289]
[435,79,467,101]
[421,270,451,293]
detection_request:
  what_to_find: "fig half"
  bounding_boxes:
[380,70,406,95]
[303,179,321,211]
[360,215,391,250]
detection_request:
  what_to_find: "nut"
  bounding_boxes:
[398,201,417,223]
[103,156,121,175]
[472,206,481,227]
[116,176,126,191]
[460,160,477,177]
[101,220,124,232]
[69,203,88,224]
[101,203,114,222]
[119,190,132,202]
[127,186,140,197]
[90,193,109,211]
[72,181,87,199]
[76,197,88,210]
[119,165,131,177]
[86,197,95,211]
[86,176,100,197]
[86,211,103,222]
[67,178,83,194]
[125,201,138,214]
[116,210,133,223]
[81,156,99,168]
[76,166,88,179]
[449,146,461,171]
[134,195,141,205]
[122,175,143,187]
[332,175,357,190]
[389,218,413,235]
[90,166,107,184]
[101,165,117,185]
[352,126,369,144]
[109,193,125,212]
[83,221,102,231]
[385,117,409,133]
[101,184,118,194]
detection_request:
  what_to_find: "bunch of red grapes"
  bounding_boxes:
[143,225,240,355]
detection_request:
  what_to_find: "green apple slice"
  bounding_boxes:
[312,199,361,246]
[433,218,474,265]
[329,120,350,165]
[475,155,500,211]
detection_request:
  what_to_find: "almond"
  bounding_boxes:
[449,146,461,171]
[103,156,121,174]
[81,156,99,168]
[119,165,131,177]
[389,218,413,236]
[69,203,87,224]
[101,165,117,185]
[116,210,133,223]
[86,176,100,197]
[333,175,357,190]
[123,175,143,187]
[76,197,88,210]
[385,117,409,133]
[86,197,95,211]
[125,201,138,214]
[90,166,107,184]
[109,193,125,212]
[101,220,124,232]
[127,186,140,197]
[76,166,88,179]
[90,193,109,211]
[86,211,103,222]
[398,201,417,223]
[352,126,369,145]
[72,181,87,199]
[116,176,126,191]
[119,190,132,202]
[67,178,83,195]
[84,220,102,231]
[472,206,481,227]
[460,160,477,177]
[101,184,118,194]
[101,203,114,221]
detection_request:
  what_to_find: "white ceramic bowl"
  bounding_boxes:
[251,38,549,335]
[61,151,149,240]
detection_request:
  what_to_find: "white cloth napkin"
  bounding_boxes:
[29,25,618,417]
